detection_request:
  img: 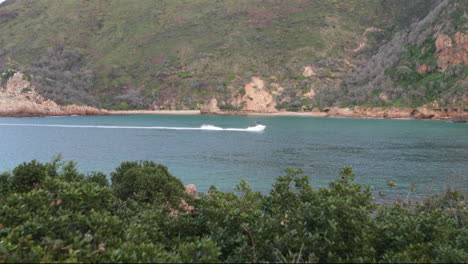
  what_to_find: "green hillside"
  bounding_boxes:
[334,0,468,108]
[1,0,464,110]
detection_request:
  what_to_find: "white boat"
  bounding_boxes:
[247,122,266,131]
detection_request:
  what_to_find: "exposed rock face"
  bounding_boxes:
[412,108,435,119]
[202,77,278,114]
[303,88,316,98]
[240,77,277,112]
[326,107,360,118]
[379,93,389,103]
[321,106,461,120]
[185,184,197,197]
[62,105,109,116]
[452,114,468,123]
[417,64,428,73]
[200,98,220,113]
[435,32,468,71]
[3,72,44,103]
[383,108,414,119]
[302,66,316,77]
[0,71,108,117]
[169,184,198,216]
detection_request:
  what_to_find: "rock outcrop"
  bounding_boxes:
[0,71,108,117]
[240,77,277,113]
[452,114,468,123]
[320,106,463,120]
[435,32,468,71]
[185,184,197,197]
[302,66,316,77]
[200,98,220,113]
[202,77,278,114]
[169,184,198,216]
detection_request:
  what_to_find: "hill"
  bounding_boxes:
[0,0,465,111]
[331,0,467,109]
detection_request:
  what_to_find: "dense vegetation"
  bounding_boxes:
[333,0,467,108]
[0,158,466,263]
[2,0,464,110]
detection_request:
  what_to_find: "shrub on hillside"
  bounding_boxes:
[0,9,17,24]
[28,46,97,106]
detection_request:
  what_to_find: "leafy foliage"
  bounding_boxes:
[11,160,47,193]
[110,161,186,206]
[0,159,466,263]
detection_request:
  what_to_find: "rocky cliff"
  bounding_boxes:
[0,71,108,117]
[434,32,468,71]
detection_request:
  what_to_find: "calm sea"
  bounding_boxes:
[0,115,467,199]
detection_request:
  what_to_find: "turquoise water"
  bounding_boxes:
[0,115,467,198]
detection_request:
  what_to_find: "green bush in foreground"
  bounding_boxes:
[0,159,466,263]
[11,160,47,193]
[111,161,186,207]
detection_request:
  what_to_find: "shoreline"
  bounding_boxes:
[108,110,201,115]
[1,108,467,122]
[197,107,467,122]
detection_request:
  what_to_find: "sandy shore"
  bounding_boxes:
[196,107,467,122]
[105,108,467,122]
[108,110,327,117]
[109,110,201,115]
[244,111,328,117]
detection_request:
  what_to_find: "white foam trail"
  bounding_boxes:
[0,123,266,132]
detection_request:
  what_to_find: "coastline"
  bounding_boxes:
[2,107,467,122]
[105,107,468,122]
[197,107,468,122]
[108,110,201,115]
[1,72,466,121]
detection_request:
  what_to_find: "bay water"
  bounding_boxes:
[0,115,467,199]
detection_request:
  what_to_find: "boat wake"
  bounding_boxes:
[200,124,266,132]
[0,123,266,132]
